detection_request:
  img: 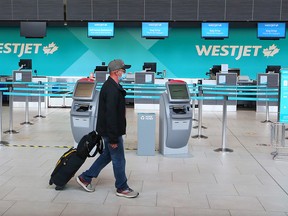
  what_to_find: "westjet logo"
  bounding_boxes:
[195,44,279,60]
[0,42,58,57]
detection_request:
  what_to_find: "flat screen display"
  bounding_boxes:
[19,59,32,69]
[95,66,108,71]
[142,22,169,38]
[73,82,96,100]
[202,23,229,38]
[257,23,286,38]
[20,22,46,38]
[143,62,157,72]
[266,65,281,73]
[88,22,114,38]
[167,83,190,102]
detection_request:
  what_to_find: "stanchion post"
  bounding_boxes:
[214,95,233,152]
[4,86,19,134]
[62,95,66,107]
[261,100,272,123]
[193,83,207,129]
[261,86,272,123]
[0,91,9,145]
[191,83,198,121]
[192,83,208,139]
[34,81,46,118]
[20,95,33,125]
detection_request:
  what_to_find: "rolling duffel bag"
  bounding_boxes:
[49,131,103,190]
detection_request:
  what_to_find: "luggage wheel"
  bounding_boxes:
[55,185,65,190]
[49,179,53,185]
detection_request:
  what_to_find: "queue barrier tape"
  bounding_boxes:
[203,91,278,96]
[3,92,73,97]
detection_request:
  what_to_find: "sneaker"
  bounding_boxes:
[76,176,95,192]
[116,188,139,198]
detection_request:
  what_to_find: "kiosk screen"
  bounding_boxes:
[73,82,96,100]
[167,83,190,103]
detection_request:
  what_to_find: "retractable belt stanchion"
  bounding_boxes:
[4,86,19,134]
[62,95,66,107]
[34,81,46,118]
[193,83,207,130]
[20,95,33,125]
[0,89,9,145]
[192,84,208,139]
[261,87,272,123]
[215,95,233,152]
[191,83,198,121]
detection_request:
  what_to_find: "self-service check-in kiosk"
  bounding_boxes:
[159,80,192,155]
[70,78,99,144]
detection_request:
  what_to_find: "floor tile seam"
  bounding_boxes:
[58,202,69,216]
[0,200,17,216]
[255,195,268,212]
[226,123,288,198]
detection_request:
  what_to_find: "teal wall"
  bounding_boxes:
[0,26,287,79]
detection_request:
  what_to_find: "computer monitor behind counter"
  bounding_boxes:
[266,65,281,73]
[211,65,240,75]
[143,62,157,72]
[94,66,108,71]
[166,82,190,103]
[211,65,221,75]
[228,68,240,76]
[19,59,32,69]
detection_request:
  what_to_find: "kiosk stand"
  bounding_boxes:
[159,80,192,155]
[70,78,99,145]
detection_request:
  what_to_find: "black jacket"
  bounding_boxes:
[96,76,127,144]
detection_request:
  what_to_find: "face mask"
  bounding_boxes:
[118,72,126,81]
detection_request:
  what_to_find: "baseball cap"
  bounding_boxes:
[108,59,131,72]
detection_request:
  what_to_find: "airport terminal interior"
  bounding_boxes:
[0,103,288,216]
[1,0,288,215]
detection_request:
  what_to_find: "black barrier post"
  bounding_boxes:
[215,95,233,152]
[0,91,9,145]
[34,81,46,118]
[4,86,19,134]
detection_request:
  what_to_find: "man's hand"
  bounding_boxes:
[110,143,118,149]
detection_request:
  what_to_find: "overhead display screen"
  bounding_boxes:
[142,22,169,38]
[88,22,114,38]
[20,22,47,38]
[257,23,286,38]
[201,23,229,38]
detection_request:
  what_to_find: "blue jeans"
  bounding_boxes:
[80,136,128,190]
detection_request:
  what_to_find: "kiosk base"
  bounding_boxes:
[214,148,233,153]
[160,145,188,155]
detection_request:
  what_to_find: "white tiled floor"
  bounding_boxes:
[0,105,288,216]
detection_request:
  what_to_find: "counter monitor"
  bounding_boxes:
[19,59,32,69]
[266,65,281,73]
[143,62,157,72]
